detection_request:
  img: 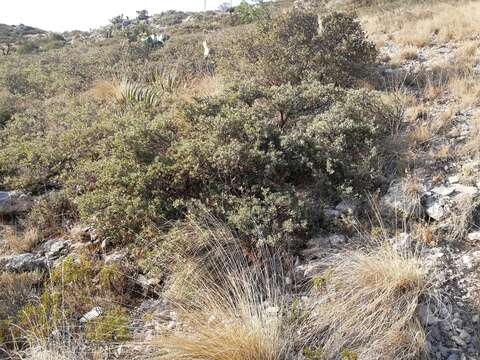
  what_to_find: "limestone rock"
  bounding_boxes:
[0,253,47,272]
[0,191,33,215]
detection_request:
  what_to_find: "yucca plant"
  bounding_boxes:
[116,79,161,107]
[150,66,184,93]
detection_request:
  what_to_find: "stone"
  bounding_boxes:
[432,186,456,196]
[104,250,127,265]
[467,232,480,241]
[426,202,447,221]
[137,274,161,288]
[295,260,323,278]
[381,181,424,218]
[452,336,467,348]
[324,208,342,220]
[40,239,69,259]
[448,176,460,184]
[80,306,103,323]
[166,320,177,330]
[101,238,111,249]
[458,329,471,343]
[0,191,33,215]
[328,234,346,246]
[389,232,413,252]
[430,325,441,341]
[454,184,478,195]
[0,253,47,272]
[418,303,439,326]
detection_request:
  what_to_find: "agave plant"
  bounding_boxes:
[150,66,185,93]
[116,79,161,107]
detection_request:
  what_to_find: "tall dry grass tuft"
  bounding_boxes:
[1,225,42,254]
[154,214,296,360]
[464,113,480,159]
[361,2,480,48]
[310,243,434,360]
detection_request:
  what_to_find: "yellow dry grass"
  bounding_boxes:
[154,216,294,360]
[177,75,225,101]
[1,225,41,254]
[463,113,480,158]
[312,243,432,359]
[86,81,123,102]
[361,1,480,47]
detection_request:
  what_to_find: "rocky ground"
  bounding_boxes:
[3,13,480,360]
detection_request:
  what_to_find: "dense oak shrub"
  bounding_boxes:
[0,8,387,247]
[218,10,377,86]
[0,82,393,246]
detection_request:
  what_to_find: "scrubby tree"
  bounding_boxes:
[220,10,377,87]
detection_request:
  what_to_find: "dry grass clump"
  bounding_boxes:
[1,225,42,254]
[177,75,225,101]
[464,113,480,158]
[87,81,122,102]
[448,75,480,108]
[88,80,160,107]
[390,46,419,63]
[408,122,432,146]
[154,216,296,360]
[0,272,38,319]
[361,1,480,47]
[312,243,433,359]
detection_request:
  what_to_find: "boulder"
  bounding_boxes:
[425,197,450,221]
[104,250,127,265]
[80,306,103,323]
[0,253,47,272]
[0,191,33,215]
[381,181,424,218]
[39,239,70,260]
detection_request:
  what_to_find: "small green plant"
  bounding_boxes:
[15,290,64,341]
[288,298,309,323]
[235,0,269,24]
[16,41,39,54]
[312,270,332,292]
[304,347,324,360]
[341,348,359,360]
[84,308,131,342]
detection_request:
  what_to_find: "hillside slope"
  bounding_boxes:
[2,1,480,359]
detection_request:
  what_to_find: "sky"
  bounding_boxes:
[0,0,242,32]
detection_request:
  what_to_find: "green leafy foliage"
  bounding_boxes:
[235,0,269,24]
[219,10,377,86]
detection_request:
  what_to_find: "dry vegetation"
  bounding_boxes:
[360,1,480,48]
[311,244,433,359]
[154,216,435,360]
[2,0,480,359]
[155,217,295,360]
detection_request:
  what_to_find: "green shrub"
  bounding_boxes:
[218,10,377,87]
[0,90,16,127]
[66,82,392,245]
[315,12,378,86]
[16,41,39,55]
[235,0,269,24]
[26,191,78,239]
[84,308,131,342]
